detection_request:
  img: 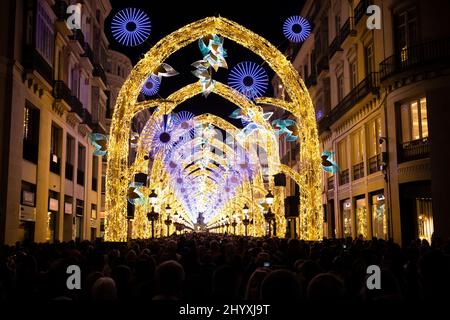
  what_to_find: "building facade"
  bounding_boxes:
[0,0,119,244]
[275,0,450,245]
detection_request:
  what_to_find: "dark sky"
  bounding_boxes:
[106,0,305,125]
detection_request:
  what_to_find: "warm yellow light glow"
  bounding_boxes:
[105,17,323,241]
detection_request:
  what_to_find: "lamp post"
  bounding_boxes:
[147,189,158,238]
[264,207,275,237]
[242,204,250,236]
[225,215,230,234]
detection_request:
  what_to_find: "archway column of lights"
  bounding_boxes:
[105,17,322,241]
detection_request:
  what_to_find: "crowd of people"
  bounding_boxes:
[0,233,449,302]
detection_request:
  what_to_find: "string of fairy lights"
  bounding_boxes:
[99,14,323,241]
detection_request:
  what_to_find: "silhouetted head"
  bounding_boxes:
[91,277,117,301]
[155,260,185,299]
[307,273,344,300]
[260,270,301,301]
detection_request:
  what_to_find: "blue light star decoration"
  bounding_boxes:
[141,75,160,96]
[141,114,181,157]
[111,8,151,47]
[272,118,298,142]
[88,133,108,156]
[228,61,269,100]
[321,150,340,174]
[283,16,311,43]
[172,111,197,141]
[192,34,228,97]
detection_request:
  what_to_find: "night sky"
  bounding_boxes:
[106,0,305,125]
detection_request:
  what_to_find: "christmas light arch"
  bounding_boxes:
[106,17,322,241]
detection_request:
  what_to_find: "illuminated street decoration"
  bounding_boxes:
[111,8,151,46]
[106,17,323,242]
[127,182,145,205]
[321,150,340,173]
[141,114,181,156]
[141,75,160,96]
[173,111,197,140]
[88,133,108,156]
[228,61,268,99]
[272,118,298,142]
[130,132,140,149]
[192,34,228,96]
[154,63,179,78]
[283,16,311,43]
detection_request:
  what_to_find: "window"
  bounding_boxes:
[338,139,349,185]
[36,0,54,64]
[337,73,344,102]
[77,144,86,186]
[23,103,40,164]
[395,8,418,53]
[350,60,358,89]
[400,97,428,143]
[372,193,387,239]
[66,135,75,181]
[70,68,79,98]
[21,181,36,207]
[92,156,98,191]
[416,198,433,243]
[341,199,352,238]
[76,199,84,216]
[50,124,61,174]
[368,117,382,174]
[64,195,73,215]
[365,43,375,75]
[91,203,97,219]
[356,198,368,239]
[351,129,365,180]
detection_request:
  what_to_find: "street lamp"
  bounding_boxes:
[242,214,250,237]
[242,204,249,215]
[264,207,275,237]
[149,189,158,206]
[225,215,230,233]
[265,190,274,205]
[164,215,172,237]
[147,206,159,239]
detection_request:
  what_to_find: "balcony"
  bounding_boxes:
[327,176,335,190]
[354,0,372,25]
[53,80,72,105]
[93,63,107,86]
[368,154,382,174]
[329,18,356,59]
[305,72,317,88]
[399,138,430,163]
[352,162,365,180]
[329,36,342,59]
[65,163,74,181]
[340,18,356,42]
[339,169,350,186]
[53,0,68,20]
[22,46,53,85]
[380,37,450,81]
[316,55,329,76]
[69,29,85,50]
[319,72,379,133]
[81,42,95,66]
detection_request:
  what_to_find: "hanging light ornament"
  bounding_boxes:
[127,182,145,205]
[228,61,268,100]
[321,150,340,174]
[283,16,311,43]
[272,118,298,142]
[172,111,197,140]
[141,114,182,156]
[111,8,151,46]
[88,133,108,157]
[141,74,161,96]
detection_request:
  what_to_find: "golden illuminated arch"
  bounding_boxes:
[106,16,322,241]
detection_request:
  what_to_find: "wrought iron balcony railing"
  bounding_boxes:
[352,161,365,180]
[368,154,382,174]
[399,138,430,163]
[354,0,372,25]
[339,169,350,186]
[22,46,53,84]
[81,42,95,66]
[380,37,450,81]
[327,176,335,190]
[93,63,107,85]
[319,72,379,133]
[53,80,72,105]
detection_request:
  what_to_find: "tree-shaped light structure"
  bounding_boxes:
[228,61,268,99]
[111,8,151,46]
[283,16,311,43]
